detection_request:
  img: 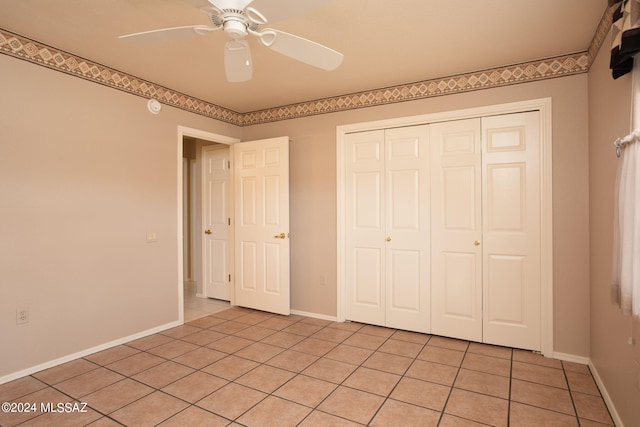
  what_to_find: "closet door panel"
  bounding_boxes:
[482,112,541,351]
[385,126,430,333]
[345,130,386,326]
[430,119,483,342]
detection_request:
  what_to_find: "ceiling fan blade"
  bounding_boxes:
[224,39,253,82]
[250,0,328,23]
[260,29,343,71]
[118,25,216,43]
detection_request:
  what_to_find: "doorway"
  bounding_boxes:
[178,126,239,323]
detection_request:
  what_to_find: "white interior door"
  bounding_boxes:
[482,112,541,351]
[430,119,483,342]
[384,126,430,333]
[203,146,231,301]
[233,137,290,315]
[345,127,430,332]
[345,130,386,326]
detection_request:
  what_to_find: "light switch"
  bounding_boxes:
[146,232,158,242]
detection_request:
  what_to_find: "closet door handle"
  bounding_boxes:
[474,240,480,246]
[205,229,212,235]
[386,236,392,242]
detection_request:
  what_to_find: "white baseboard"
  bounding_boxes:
[588,360,624,427]
[290,309,337,322]
[552,351,590,365]
[552,352,622,426]
[0,319,182,385]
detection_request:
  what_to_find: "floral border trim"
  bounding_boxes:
[1,13,610,127]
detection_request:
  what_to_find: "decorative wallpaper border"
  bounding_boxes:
[1,8,611,127]
[0,28,243,126]
[243,52,590,125]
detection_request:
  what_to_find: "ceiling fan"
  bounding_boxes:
[118,0,344,82]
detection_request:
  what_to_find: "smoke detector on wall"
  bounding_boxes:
[147,99,162,114]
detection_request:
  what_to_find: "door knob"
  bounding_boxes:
[274,232,287,239]
[204,229,212,235]
[386,236,392,242]
[474,240,480,246]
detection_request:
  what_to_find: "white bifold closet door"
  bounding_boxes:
[481,112,541,350]
[430,112,541,351]
[430,119,483,342]
[345,126,431,333]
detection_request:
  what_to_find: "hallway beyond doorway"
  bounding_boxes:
[184,281,229,322]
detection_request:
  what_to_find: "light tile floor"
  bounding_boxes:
[183,281,230,322]
[0,307,615,426]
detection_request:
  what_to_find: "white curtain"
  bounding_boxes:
[611,0,640,316]
[612,132,640,317]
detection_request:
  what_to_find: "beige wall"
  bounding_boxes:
[0,54,241,378]
[1,48,593,378]
[588,29,640,425]
[243,74,591,358]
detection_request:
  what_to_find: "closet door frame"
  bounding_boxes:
[336,98,554,357]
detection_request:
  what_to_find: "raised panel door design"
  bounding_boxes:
[239,241,257,291]
[430,119,483,342]
[342,109,543,351]
[234,137,290,315]
[264,175,281,227]
[486,163,526,232]
[482,112,541,351]
[354,172,381,229]
[388,249,421,310]
[354,247,383,307]
[443,166,476,230]
[345,126,429,332]
[203,147,231,301]
[385,126,430,333]
[443,252,478,319]
[345,130,386,326]
[388,170,419,230]
[240,176,257,226]
[264,242,281,294]
[487,255,526,324]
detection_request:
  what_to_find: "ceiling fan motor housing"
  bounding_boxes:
[222,11,247,40]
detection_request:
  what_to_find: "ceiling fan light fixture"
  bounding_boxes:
[223,18,247,39]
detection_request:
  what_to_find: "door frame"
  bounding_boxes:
[177,126,240,324]
[336,98,554,356]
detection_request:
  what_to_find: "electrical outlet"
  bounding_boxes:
[16,307,29,325]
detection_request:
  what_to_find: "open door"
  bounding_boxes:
[233,137,290,315]
[203,146,231,301]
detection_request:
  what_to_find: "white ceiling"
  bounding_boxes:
[0,0,608,113]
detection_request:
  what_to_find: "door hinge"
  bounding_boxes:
[228,274,231,282]
[228,217,231,226]
[228,160,231,168]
